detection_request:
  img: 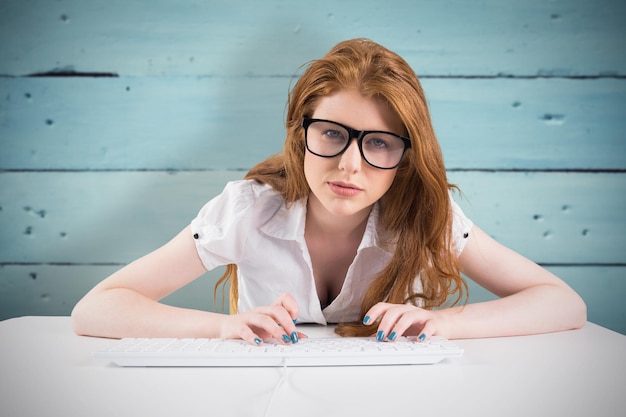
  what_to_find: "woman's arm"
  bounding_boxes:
[365,224,587,340]
[71,226,224,339]
[71,225,300,344]
[440,224,587,338]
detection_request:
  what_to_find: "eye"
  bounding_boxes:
[323,129,347,141]
[363,136,391,151]
[363,133,406,153]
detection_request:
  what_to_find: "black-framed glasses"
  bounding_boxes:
[302,118,411,170]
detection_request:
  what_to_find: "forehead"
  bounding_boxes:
[311,89,405,135]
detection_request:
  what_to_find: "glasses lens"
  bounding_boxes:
[306,120,349,157]
[361,133,407,169]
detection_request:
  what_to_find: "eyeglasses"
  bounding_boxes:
[302,118,411,170]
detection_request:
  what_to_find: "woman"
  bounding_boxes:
[72,38,586,345]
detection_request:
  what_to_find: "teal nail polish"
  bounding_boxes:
[292,318,297,324]
[376,330,385,341]
[418,333,426,341]
[254,338,262,345]
[363,315,371,324]
[388,331,397,341]
[282,334,291,343]
[291,331,299,343]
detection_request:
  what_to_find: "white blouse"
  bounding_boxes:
[190,180,473,324]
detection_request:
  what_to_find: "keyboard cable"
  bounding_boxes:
[263,358,289,417]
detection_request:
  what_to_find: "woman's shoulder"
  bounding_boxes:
[194,179,284,224]
[190,180,288,268]
[449,192,474,255]
[221,179,283,207]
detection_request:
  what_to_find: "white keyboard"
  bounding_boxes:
[94,335,463,367]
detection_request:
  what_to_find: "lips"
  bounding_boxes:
[327,181,363,197]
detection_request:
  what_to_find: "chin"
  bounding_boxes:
[324,200,371,218]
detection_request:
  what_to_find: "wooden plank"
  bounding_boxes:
[1,264,624,335]
[0,171,623,264]
[0,171,245,264]
[448,171,626,264]
[0,264,226,320]
[2,77,625,170]
[0,76,288,171]
[1,0,624,77]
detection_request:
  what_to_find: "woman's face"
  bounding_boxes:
[304,89,405,220]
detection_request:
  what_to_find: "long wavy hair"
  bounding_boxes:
[215,38,466,336]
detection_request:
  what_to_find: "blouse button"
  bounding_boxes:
[193,233,199,239]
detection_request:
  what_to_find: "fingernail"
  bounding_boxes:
[254,338,262,345]
[418,333,426,342]
[291,331,299,343]
[282,334,292,343]
[363,315,371,324]
[388,331,397,341]
[376,330,385,342]
[292,318,297,324]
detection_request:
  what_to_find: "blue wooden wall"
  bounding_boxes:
[1,0,625,334]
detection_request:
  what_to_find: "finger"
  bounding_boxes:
[239,326,264,346]
[271,293,300,342]
[376,305,415,341]
[245,312,293,345]
[273,292,300,323]
[362,302,393,326]
[417,319,436,342]
[390,309,428,341]
[254,305,297,342]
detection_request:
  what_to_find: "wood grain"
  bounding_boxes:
[1,77,624,170]
[1,0,624,76]
[1,171,622,264]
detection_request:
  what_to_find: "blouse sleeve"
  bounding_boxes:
[190,180,272,271]
[450,195,474,257]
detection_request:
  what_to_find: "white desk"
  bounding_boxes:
[1,317,624,417]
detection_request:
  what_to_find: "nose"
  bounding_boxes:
[337,138,362,173]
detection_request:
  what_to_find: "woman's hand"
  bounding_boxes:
[219,292,306,345]
[362,302,448,342]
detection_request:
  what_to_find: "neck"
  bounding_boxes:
[305,194,371,239]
